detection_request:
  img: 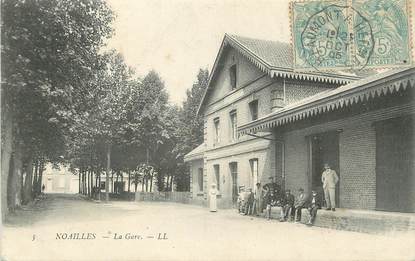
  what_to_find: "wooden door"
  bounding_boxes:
[376,116,414,212]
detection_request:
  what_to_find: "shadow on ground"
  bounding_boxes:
[4,194,140,227]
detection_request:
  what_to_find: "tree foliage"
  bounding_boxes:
[1,0,210,215]
[1,0,114,211]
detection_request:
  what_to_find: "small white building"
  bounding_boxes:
[42,164,79,194]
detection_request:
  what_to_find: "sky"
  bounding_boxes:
[106,0,292,105]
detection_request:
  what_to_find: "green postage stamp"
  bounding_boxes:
[291,0,413,71]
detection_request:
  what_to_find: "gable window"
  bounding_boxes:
[249,100,259,121]
[214,117,220,145]
[214,164,220,191]
[198,168,204,191]
[229,64,237,90]
[230,110,237,141]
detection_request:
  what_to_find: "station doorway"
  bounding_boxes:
[229,162,238,206]
[309,131,340,207]
[375,115,415,213]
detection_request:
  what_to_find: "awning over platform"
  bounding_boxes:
[184,143,205,162]
[238,67,415,135]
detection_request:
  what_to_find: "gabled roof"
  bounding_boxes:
[184,143,205,162]
[228,34,292,70]
[238,67,415,135]
[197,34,360,115]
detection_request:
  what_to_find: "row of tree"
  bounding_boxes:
[1,0,208,221]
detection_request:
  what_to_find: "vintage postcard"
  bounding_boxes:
[1,0,415,261]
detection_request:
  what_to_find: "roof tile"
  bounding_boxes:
[228,34,293,69]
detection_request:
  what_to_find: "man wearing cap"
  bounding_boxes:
[321,163,339,211]
[307,190,321,225]
[293,188,307,223]
[279,189,295,222]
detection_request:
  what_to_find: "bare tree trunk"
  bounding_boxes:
[145,147,149,193]
[120,172,124,193]
[145,176,148,192]
[166,174,171,191]
[9,142,23,210]
[85,170,88,196]
[33,160,39,192]
[149,173,153,192]
[1,106,13,220]
[81,170,84,195]
[111,170,114,193]
[128,170,131,193]
[115,170,119,194]
[83,170,87,195]
[87,169,91,197]
[105,144,110,202]
[78,168,82,194]
[89,169,92,197]
[98,170,101,200]
[80,170,83,194]
[84,170,87,195]
[170,175,174,192]
[89,170,92,198]
[141,176,144,192]
[23,157,34,204]
[37,161,45,195]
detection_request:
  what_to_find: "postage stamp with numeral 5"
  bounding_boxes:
[291,0,413,71]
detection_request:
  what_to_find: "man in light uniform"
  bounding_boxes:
[321,163,339,211]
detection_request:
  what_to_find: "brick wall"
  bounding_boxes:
[284,130,309,193]
[282,104,413,210]
[284,79,337,104]
[339,122,376,209]
[283,119,377,209]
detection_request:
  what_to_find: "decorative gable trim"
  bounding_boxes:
[197,34,360,116]
[238,68,415,135]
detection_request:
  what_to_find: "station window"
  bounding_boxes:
[230,110,237,141]
[214,117,220,145]
[249,100,259,121]
[230,64,237,90]
[214,164,220,191]
[198,168,204,191]
[249,158,259,189]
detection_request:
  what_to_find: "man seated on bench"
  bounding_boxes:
[279,189,294,222]
[307,190,322,226]
[293,188,308,223]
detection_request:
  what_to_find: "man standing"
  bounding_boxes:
[245,188,255,215]
[253,182,262,215]
[321,163,339,211]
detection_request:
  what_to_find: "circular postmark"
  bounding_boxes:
[300,4,374,71]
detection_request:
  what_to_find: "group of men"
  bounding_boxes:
[237,163,339,226]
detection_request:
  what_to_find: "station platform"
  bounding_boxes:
[267,207,415,234]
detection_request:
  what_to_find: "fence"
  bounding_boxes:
[135,192,191,204]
